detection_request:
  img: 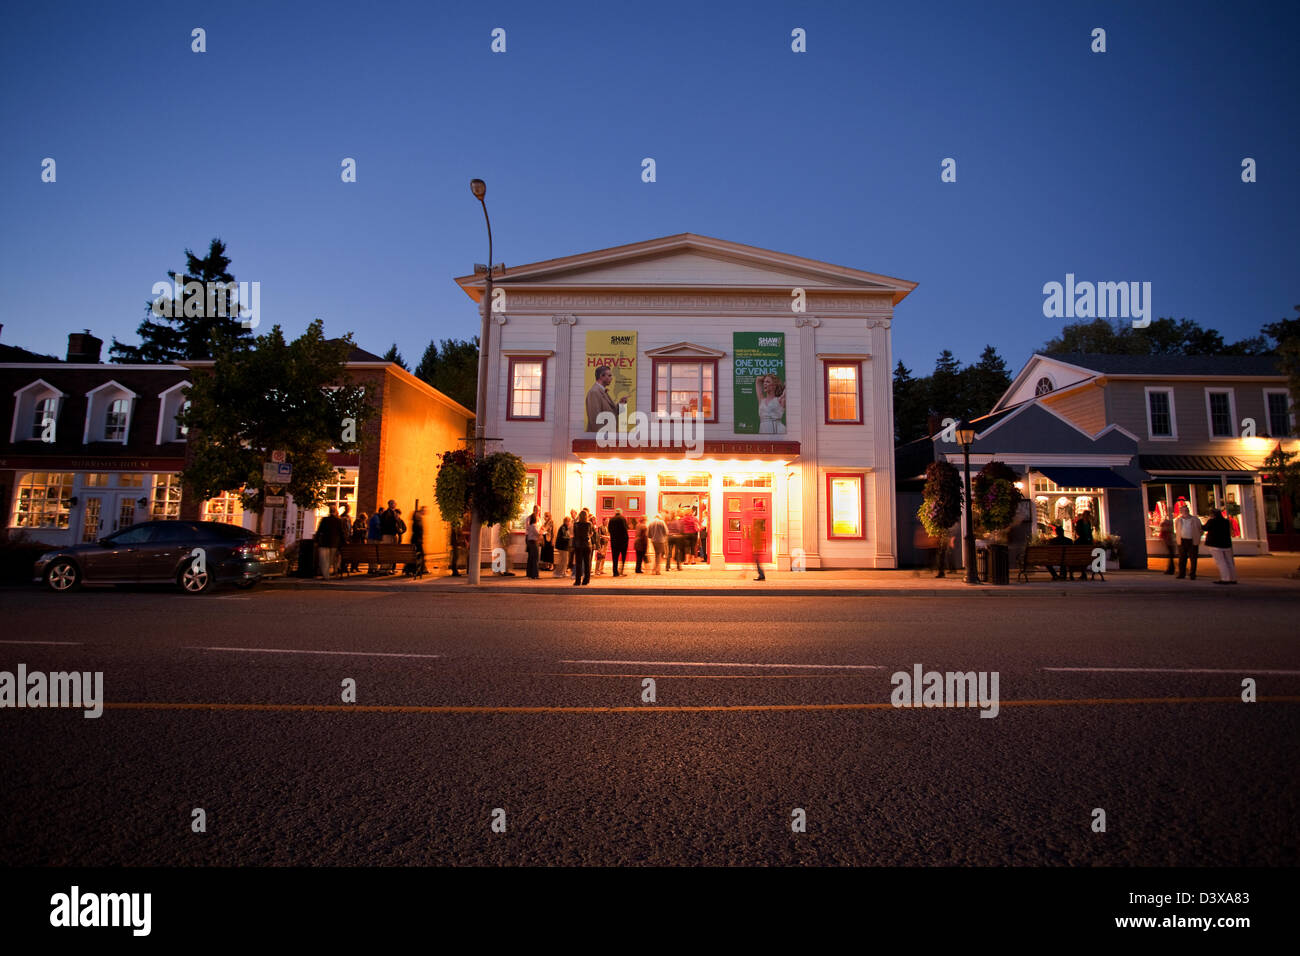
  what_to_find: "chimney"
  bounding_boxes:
[926,412,941,437]
[67,330,103,364]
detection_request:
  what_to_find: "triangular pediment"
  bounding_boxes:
[644,341,727,359]
[456,233,916,302]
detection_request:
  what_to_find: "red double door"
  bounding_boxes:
[722,492,772,563]
[595,491,644,559]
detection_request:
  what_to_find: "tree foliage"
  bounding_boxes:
[892,346,1014,442]
[434,448,473,530]
[181,319,373,513]
[382,343,409,371]
[414,337,479,411]
[1040,317,1270,357]
[972,461,1023,535]
[432,448,527,529]
[110,238,255,363]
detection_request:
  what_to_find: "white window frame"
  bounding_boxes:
[10,379,65,443]
[155,381,193,444]
[83,380,138,445]
[1203,387,1237,440]
[1144,386,1178,441]
[1263,388,1294,438]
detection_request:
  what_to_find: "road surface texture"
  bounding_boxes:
[1,586,1295,866]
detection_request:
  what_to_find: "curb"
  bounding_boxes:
[260,579,1300,599]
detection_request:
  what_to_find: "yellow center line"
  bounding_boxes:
[99,696,1300,714]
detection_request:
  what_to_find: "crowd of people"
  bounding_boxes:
[509,504,717,584]
[1156,500,1238,584]
[313,499,425,580]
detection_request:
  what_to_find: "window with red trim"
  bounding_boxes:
[507,357,546,420]
[824,362,862,424]
[826,472,865,539]
[652,358,718,422]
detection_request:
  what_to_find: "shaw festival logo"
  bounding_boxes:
[890,663,1000,718]
[595,410,703,459]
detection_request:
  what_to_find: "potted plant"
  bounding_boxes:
[917,461,962,578]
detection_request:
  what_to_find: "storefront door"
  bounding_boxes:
[1263,485,1300,551]
[80,492,138,543]
[596,490,646,559]
[722,492,772,563]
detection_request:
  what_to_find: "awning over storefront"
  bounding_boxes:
[1138,455,1256,480]
[1035,466,1136,489]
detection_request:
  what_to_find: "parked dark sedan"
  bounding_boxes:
[34,520,289,594]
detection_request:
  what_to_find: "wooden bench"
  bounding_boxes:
[1019,544,1107,583]
[337,543,424,578]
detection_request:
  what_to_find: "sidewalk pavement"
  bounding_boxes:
[265,554,1300,597]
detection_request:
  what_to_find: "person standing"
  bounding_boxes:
[378,499,399,574]
[572,509,593,586]
[681,508,699,565]
[1174,502,1203,580]
[592,519,608,575]
[406,505,426,578]
[633,517,648,573]
[666,511,685,571]
[525,505,541,579]
[608,509,629,577]
[366,508,384,574]
[349,511,367,573]
[554,516,572,578]
[314,505,347,581]
[1159,513,1176,575]
[584,365,628,432]
[1203,508,1238,584]
[647,512,668,575]
[697,506,709,562]
[748,515,767,581]
[540,512,555,572]
[449,512,468,577]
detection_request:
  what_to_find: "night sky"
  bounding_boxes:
[2,0,1296,373]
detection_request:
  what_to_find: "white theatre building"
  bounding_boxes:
[455,233,916,569]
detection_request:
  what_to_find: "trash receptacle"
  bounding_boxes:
[975,541,988,582]
[989,544,1010,585]
[296,539,315,578]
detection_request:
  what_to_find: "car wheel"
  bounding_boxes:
[179,558,214,594]
[45,560,81,593]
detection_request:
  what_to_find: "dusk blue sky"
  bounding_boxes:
[2,0,1296,377]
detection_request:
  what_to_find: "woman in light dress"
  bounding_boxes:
[757,374,787,434]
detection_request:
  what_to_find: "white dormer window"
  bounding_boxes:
[10,379,65,443]
[156,381,193,444]
[1034,376,1055,396]
[83,380,138,445]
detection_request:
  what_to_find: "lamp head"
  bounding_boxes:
[470,178,486,200]
[954,421,977,447]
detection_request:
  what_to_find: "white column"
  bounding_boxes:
[868,317,897,567]
[796,314,822,568]
[550,314,577,519]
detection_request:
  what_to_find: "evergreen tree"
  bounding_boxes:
[961,345,1012,418]
[382,343,408,371]
[892,361,928,443]
[413,337,479,411]
[110,238,254,363]
[927,349,964,424]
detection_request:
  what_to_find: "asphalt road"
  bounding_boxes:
[1,586,1296,866]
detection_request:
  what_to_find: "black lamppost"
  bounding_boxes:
[956,420,980,585]
[466,178,498,587]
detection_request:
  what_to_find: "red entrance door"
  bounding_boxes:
[596,490,645,560]
[722,492,772,564]
[1264,485,1300,551]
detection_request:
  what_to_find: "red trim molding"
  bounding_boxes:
[651,356,720,423]
[823,360,863,425]
[825,472,866,539]
[506,356,548,421]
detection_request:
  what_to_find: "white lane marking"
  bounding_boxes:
[0,640,83,645]
[1044,666,1300,675]
[559,659,883,670]
[189,646,443,659]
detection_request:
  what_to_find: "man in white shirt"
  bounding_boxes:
[1173,502,1203,580]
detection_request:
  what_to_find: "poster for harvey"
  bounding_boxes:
[584,330,637,430]
[733,332,787,434]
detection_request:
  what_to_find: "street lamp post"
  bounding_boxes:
[956,421,980,585]
[467,178,494,587]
